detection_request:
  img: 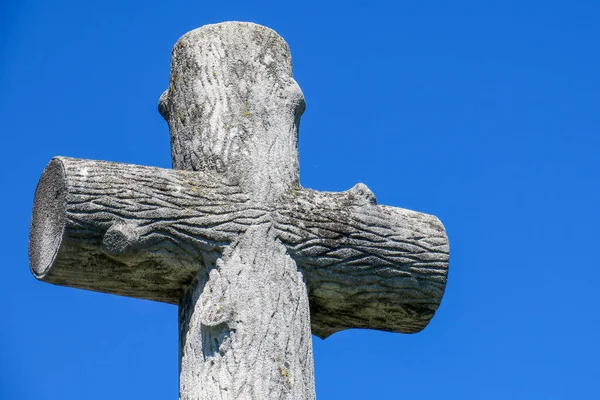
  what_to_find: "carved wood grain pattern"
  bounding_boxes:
[277,189,448,337]
[30,21,449,400]
[162,22,311,399]
[30,156,249,303]
[178,227,314,400]
[162,22,305,201]
[31,156,448,336]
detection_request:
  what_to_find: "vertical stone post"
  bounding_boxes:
[159,22,314,399]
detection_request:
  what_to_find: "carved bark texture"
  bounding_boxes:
[29,21,450,400]
[179,226,314,399]
[163,22,312,400]
[159,22,305,202]
[30,156,448,337]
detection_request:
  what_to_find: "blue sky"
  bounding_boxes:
[2,0,599,398]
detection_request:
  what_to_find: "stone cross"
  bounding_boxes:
[29,22,449,399]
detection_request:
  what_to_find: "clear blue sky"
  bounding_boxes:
[2,0,599,398]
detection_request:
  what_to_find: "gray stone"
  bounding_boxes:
[29,21,449,399]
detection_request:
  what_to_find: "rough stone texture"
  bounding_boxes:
[31,156,448,333]
[159,22,305,202]
[29,22,449,400]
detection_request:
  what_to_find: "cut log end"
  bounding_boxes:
[29,158,67,279]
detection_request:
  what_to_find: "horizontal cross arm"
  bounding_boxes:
[276,187,449,338]
[29,157,253,304]
[30,157,448,337]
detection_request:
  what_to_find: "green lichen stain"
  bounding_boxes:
[242,99,252,119]
[279,365,292,387]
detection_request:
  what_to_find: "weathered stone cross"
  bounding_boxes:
[29,22,449,399]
